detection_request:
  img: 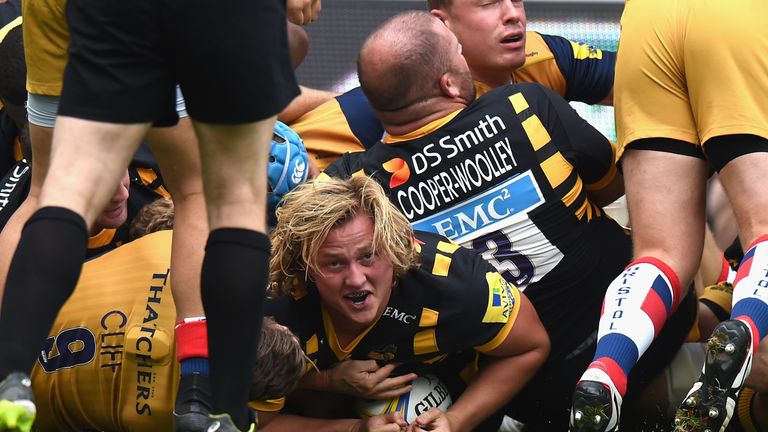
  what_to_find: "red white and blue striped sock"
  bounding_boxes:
[580,257,681,397]
[731,235,768,350]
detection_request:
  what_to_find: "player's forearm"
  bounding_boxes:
[297,368,331,391]
[278,85,340,124]
[446,348,548,431]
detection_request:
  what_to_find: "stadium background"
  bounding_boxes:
[296,0,623,141]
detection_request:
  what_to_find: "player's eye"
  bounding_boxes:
[320,258,343,270]
[360,252,375,264]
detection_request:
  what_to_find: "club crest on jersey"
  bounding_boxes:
[383,158,410,188]
[482,272,515,323]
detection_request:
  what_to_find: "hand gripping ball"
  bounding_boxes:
[355,374,453,423]
[268,120,309,212]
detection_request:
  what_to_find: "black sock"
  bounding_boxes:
[201,228,268,429]
[0,207,87,377]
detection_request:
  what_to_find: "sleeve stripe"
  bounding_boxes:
[249,397,286,413]
[521,115,552,151]
[585,144,618,191]
[431,253,452,276]
[414,328,439,355]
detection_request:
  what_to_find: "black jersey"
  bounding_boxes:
[0,159,28,232]
[325,83,632,361]
[0,143,167,257]
[267,231,521,389]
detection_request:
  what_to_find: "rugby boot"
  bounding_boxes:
[674,320,753,432]
[0,372,36,432]
[570,371,622,432]
[173,372,213,432]
[203,413,256,432]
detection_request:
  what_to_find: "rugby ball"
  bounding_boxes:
[355,374,452,423]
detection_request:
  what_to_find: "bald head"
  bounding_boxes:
[358,11,457,112]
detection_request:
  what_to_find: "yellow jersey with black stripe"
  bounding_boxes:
[494,32,613,103]
[267,231,520,397]
[324,83,631,361]
[30,231,178,432]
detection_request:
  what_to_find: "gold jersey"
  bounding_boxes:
[23,0,69,95]
[31,231,178,431]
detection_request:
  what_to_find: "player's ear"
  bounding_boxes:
[439,72,461,99]
[430,8,449,24]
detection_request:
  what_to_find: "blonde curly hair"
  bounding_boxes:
[269,176,418,296]
[129,198,174,240]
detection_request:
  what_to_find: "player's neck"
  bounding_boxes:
[471,67,512,89]
[377,99,468,137]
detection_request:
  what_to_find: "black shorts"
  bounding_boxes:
[703,134,768,172]
[505,287,697,431]
[58,0,298,126]
[625,138,706,159]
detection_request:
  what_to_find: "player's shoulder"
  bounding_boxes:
[481,81,561,108]
[408,231,489,288]
[266,292,324,355]
[404,232,517,330]
[322,151,367,179]
[85,230,172,268]
[523,31,609,66]
[521,31,557,67]
[266,286,321,330]
[0,0,21,32]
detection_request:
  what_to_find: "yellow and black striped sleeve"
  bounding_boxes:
[413,233,521,356]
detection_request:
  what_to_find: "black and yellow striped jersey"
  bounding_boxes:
[0,159,28,232]
[0,142,168,257]
[267,231,521,396]
[324,83,631,361]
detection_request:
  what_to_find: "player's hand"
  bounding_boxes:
[287,0,322,26]
[408,408,453,432]
[327,360,417,399]
[354,413,408,432]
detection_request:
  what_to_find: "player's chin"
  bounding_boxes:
[97,209,128,230]
[344,304,380,327]
[496,49,525,69]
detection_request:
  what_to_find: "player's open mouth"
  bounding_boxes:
[344,291,371,305]
[501,34,523,44]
